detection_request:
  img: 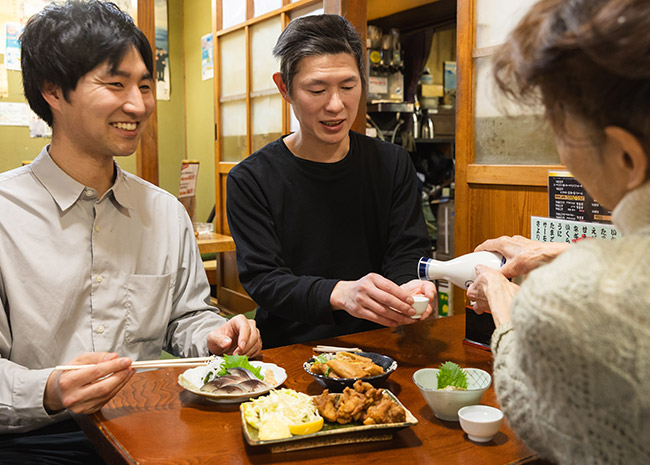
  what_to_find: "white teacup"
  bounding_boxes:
[410,295,429,319]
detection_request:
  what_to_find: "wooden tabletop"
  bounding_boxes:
[196,232,236,254]
[76,314,550,465]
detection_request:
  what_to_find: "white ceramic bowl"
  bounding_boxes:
[412,368,491,421]
[458,405,503,442]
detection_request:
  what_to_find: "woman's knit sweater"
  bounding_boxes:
[491,182,650,465]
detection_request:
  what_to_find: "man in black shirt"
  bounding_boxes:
[227,15,436,348]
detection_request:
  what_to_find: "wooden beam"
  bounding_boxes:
[212,0,224,232]
[467,164,565,187]
[136,0,159,185]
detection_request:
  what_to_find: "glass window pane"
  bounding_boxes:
[219,29,246,97]
[254,0,282,17]
[289,3,323,19]
[251,94,283,152]
[474,56,558,164]
[221,99,247,162]
[222,0,246,30]
[475,0,538,49]
[251,16,282,93]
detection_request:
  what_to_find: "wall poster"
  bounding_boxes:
[154,0,170,100]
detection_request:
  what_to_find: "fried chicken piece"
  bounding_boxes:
[336,386,370,424]
[362,396,406,425]
[314,380,406,426]
[353,380,383,403]
[313,389,338,423]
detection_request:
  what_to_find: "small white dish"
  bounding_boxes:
[458,405,503,442]
[178,358,287,404]
[410,295,429,319]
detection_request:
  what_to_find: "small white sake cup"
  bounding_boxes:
[410,295,430,319]
[458,405,504,442]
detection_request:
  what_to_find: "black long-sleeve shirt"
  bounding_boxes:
[226,131,429,348]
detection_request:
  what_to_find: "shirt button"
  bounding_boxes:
[94,225,100,232]
[96,275,103,283]
[96,325,105,334]
[85,190,94,198]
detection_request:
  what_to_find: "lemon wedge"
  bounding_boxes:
[288,417,324,436]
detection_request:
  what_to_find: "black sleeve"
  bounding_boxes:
[381,148,430,284]
[226,166,339,325]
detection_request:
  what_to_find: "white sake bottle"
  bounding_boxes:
[418,252,506,289]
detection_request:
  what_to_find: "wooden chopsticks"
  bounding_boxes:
[313,345,362,353]
[54,356,216,371]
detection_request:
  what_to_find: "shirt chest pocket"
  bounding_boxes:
[124,272,177,344]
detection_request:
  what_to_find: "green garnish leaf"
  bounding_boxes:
[217,354,263,380]
[437,361,468,389]
[314,354,328,364]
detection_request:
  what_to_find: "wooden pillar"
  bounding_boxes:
[323,0,367,135]
[136,0,159,185]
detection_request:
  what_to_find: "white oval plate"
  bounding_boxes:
[178,359,287,404]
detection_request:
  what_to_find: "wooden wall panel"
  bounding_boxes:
[467,184,549,248]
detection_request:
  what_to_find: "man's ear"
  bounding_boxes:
[41,81,64,111]
[604,126,648,190]
[272,72,291,103]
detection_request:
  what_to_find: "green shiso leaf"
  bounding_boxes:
[437,361,468,389]
[217,354,263,380]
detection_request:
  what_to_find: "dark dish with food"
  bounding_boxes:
[304,351,397,391]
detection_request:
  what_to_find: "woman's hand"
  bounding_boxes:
[466,265,519,327]
[475,235,569,278]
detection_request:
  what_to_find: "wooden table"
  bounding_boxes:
[196,232,236,254]
[76,314,550,465]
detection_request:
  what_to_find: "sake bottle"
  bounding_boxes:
[418,252,506,289]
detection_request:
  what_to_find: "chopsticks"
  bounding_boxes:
[54,356,216,371]
[313,345,362,353]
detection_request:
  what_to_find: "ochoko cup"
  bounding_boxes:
[410,295,429,319]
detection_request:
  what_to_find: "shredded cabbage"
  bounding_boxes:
[242,388,321,436]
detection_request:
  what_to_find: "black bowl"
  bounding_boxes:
[303,351,397,392]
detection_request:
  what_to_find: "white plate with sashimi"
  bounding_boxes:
[178,355,287,404]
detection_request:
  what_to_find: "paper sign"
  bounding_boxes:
[178,161,199,198]
[201,33,214,81]
[531,216,619,243]
[0,101,29,126]
[29,109,51,137]
[5,22,23,70]
[548,170,612,224]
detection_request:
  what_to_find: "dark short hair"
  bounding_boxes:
[272,14,366,96]
[21,0,154,126]
[493,0,650,157]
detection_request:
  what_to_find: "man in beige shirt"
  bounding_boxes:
[0,1,260,462]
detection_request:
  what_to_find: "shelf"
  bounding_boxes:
[415,137,454,144]
[367,102,414,113]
